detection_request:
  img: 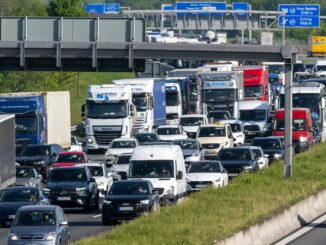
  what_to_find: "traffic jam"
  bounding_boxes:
[1,59,325,244]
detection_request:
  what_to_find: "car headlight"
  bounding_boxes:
[43,188,50,194]
[214,178,221,183]
[140,199,150,205]
[97,181,104,186]
[103,200,112,205]
[166,186,174,195]
[299,137,308,142]
[244,166,253,172]
[87,138,93,144]
[76,187,87,195]
[26,180,35,187]
[9,233,19,241]
[45,232,56,241]
[274,153,282,159]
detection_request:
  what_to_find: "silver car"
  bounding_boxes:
[16,166,42,187]
[8,205,70,245]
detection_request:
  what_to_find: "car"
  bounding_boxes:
[78,163,113,198]
[110,153,132,180]
[43,166,99,212]
[105,138,139,165]
[0,187,50,227]
[8,205,70,245]
[186,161,228,191]
[16,144,64,178]
[251,137,285,162]
[70,136,83,152]
[15,166,42,187]
[179,114,209,138]
[49,151,89,172]
[220,120,245,146]
[155,124,188,141]
[207,110,232,123]
[102,180,160,225]
[250,146,269,169]
[134,132,160,145]
[217,147,259,178]
[173,139,202,160]
[197,124,234,160]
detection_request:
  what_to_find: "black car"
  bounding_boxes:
[251,137,284,162]
[0,186,49,226]
[43,166,99,212]
[16,144,64,178]
[134,132,160,145]
[102,180,160,225]
[217,147,259,178]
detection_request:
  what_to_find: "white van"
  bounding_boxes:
[128,145,187,204]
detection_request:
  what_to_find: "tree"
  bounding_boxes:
[48,0,87,17]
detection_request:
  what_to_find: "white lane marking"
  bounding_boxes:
[275,213,326,245]
[93,214,102,218]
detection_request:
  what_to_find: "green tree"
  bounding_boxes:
[48,0,87,17]
[8,0,48,16]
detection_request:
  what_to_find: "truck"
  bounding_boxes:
[0,92,71,153]
[0,115,16,189]
[308,36,326,57]
[82,84,136,152]
[234,66,270,103]
[280,82,326,141]
[200,71,244,119]
[164,81,183,124]
[113,78,166,132]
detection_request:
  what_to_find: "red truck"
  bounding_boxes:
[272,108,314,153]
[234,66,270,102]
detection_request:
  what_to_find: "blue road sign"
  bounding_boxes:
[278,4,320,28]
[176,2,227,16]
[232,2,249,17]
[163,5,174,11]
[85,3,120,14]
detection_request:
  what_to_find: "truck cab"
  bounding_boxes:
[82,85,136,152]
[113,78,166,133]
[201,71,244,119]
[164,82,182,124]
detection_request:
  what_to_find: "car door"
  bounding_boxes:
[57,207,70,244]
[254,149,264,169]
[87,168,98,201]
[227,126,234,147]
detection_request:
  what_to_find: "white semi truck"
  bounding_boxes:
[82,84,136,152]
[164,81,183,125]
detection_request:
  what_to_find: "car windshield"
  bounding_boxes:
[157,127,180,135]
[56,154,85,163]
[48,169,87,182]
[135,134,158,143]
[0,189,38,202]
[316,65,326,72]
[198,127,225,137]
[14,211,56,226]
[244,86,262,98]
[208,111,230,121]
[174,140,198,150]
[230,123,242,133]
[187,162,221,173]
[86,101,128,119]
[268,64,284,74]
[21,146,51,156]
[88,166,103,177]
[240,110,266,121]
[132,93,148,112]
[111,141,136,149]
[218,149,252,161]
[115,155,131,165]
[166,90,179,106]
[108,182,149,195]
[15,117,37,133]
[274,119,306,131]
[252,139,282,149]
[16,168,34,178]
[129,160,174,178]
[179,117,204,126]
[252,149,262,158]
[204,89,236,103]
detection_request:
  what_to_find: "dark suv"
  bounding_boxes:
[16,144,64,178]
[43,166,99,212]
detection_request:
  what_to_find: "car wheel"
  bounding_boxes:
[93,194,100,211]
[102,217,109,226]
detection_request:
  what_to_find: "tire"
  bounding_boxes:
[92,194,100,211]
[102,217,109,226]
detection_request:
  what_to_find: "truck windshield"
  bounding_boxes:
[244,86,262,98]
[189,82,198,100]
[132,93,148,112]
[280,94,320,117]
[240,110,266,121]
[166,91,179,106]
[198,127,225,137]
[129,160,174,178]
[274,119,306,131]
[204,89,236,103]
[86,101,127,119]
[316,65,326,72]
[208,111,231,121]
[268,65,284,74]
[179,117,204,126]
[15,117,37,133]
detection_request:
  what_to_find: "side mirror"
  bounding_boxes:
[60,221,68,226]
[37,174,42,179]
[81,104,86,118]
[264,154,269,158]
[90,177,96,183]
[177,171,183,180]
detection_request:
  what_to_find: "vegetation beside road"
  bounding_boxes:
[75,143,326,245]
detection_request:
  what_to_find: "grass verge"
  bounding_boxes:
[74,142,326,245]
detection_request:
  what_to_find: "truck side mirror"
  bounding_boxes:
[177,171,183,180]
[81,104,86,118]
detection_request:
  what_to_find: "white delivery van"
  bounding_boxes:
[128,145,187,204]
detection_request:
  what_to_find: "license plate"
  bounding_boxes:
[57,197,71,201]
[8,215,15,219]
[119,207,133,211]
[195,184,207,188]
[24,243,40,245]
[228,173,238,177]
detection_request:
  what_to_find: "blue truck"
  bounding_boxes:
[0,92,71,153]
